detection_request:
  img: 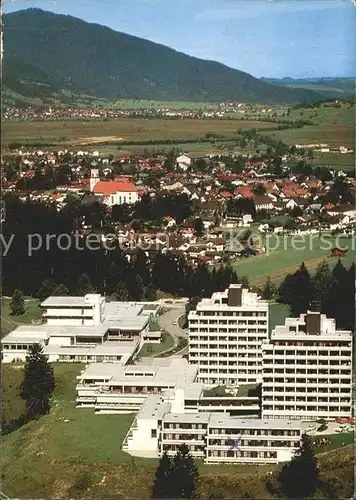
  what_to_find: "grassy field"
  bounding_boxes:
[110,99,212,110]
[2,362,354,498]
[93,140,262,158]
[264,124,354,149]
[314,432,354,454]
[232,235,355,287]
[311,151,354,170]
[137,331,175,357]
[2,118,278,148]
[1,298,42,338]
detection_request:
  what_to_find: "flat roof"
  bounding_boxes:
[77,357,198,386]
[103,316,149,331]
[209,414,303,429]
[181,383,204,400]
[138,394,172,420]
[2,325,49,343]
[44,340,138,357]
[41,296,90,307]
[163,412,211,424]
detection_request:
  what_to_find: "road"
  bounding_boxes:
[157,305,189,356]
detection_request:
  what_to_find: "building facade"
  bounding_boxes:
[93,180,138,206]
[1,295,159,363]
[123,387,302,464]
[262,311,353,421]
[188,285,269,386]
[41,294,105,326]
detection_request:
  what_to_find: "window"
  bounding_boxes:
[151,429,157,438]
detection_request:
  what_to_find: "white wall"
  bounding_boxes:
[127,417,160,452]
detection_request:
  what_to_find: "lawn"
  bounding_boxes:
[1,297,42,338]
[311,151,354,170]
[264,124,354,149]
[136,330,175,357]
[2,118,278,149]
[314,432,354,454]
[2,361,354,499]
[232,235,355,287]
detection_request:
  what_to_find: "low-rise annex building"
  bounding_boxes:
[75,357,261,415]
[1,294,160,363]
[122,386,303,463]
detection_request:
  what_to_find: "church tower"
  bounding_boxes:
[90,169,100,192]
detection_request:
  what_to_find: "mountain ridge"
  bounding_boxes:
[3,8,324,106]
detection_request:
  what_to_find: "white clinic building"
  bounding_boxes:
[1,294,160,363]
[122,385,303,464]
[262,311,353,421]
[188,285,269,386]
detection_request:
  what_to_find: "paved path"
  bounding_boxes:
[156,306,188,357]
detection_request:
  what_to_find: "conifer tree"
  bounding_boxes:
[37,279,57,301]
[151,451,173,499]
[289,262,312,316]
[76,273,95,295]
[10,289,25,316]
[261,276,276,300]
[170,443,199,499]
[52,283,69,296]
[20,343,55,420]
[278,434,319,499]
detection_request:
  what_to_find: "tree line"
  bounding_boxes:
[2,195,241,300]
[277,260,355,331]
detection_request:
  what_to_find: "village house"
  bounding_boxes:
[253,195,275,211]
[176,154,192,172]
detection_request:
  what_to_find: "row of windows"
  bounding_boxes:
[208,439,300,448]
[263,367,351,378]
[270,341,351,348]
[195,311,267,317]
[59,354,121,361]
[209,429,299,436]
[199,369,259,375]
[264,368,351,374]
[198,378,258,384]
[3,344,32,350]
[163,434,204,441]
[163,423,207,430]
[191,320,267,326]
[190,336,266,340]
[207,450,277,459]
[264,397,350,403]
[263,387,351,394]
[263,405,350,411]
[264,378,350,384]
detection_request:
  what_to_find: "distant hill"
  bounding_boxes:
[3,8,324,106]
[261,77,355,100]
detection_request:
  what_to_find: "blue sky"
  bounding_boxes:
[3,0,355,78]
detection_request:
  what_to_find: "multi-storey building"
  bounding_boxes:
[262,311,353,421]
[188,284,269,386]
[41,294,105,326]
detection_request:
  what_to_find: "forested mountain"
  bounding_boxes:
[3,8,323,105]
